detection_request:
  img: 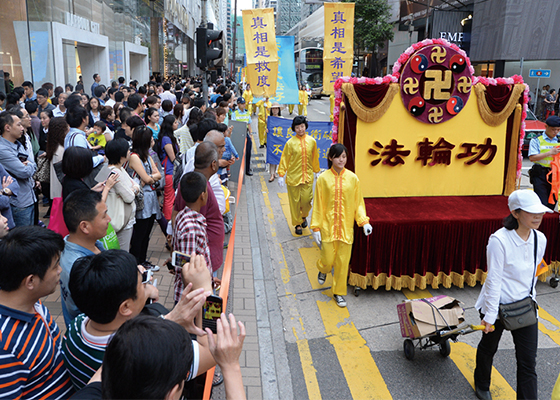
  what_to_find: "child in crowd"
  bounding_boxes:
[311,144,372,308]
[87,120,107,153]
[277,115,320,235]
[172,171,212,303]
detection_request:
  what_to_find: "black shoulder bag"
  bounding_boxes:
[498,230,538,330]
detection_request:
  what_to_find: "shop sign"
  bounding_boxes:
[65,12,100,35]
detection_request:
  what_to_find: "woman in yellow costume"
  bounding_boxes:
[278,115,320,235]
[243,84,253,115]
[311,143,372,307]
[255,96,271,148]
[298,84,308,116]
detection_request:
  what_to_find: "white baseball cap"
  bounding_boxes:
[508,190,553,214]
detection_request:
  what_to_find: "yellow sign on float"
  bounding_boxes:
[354,90,507,198]
[323,2,354,95]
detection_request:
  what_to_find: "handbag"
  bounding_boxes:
[498,230,538,330]
[33,156,50,183]
[105,190,126,231]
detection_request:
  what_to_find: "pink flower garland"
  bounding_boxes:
[332,40,527,180]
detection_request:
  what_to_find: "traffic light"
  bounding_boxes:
[196,25,223,70]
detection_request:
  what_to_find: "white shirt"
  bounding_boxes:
[474,227,546,324]
[105,98,116,108]
[160,91,177,104]
[53,105,66,117]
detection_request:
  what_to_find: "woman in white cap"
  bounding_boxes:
[473,189,552,400]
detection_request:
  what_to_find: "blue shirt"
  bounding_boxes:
[60,237,105,327]
[0,136,36,208]
[64,128,104,167]
[0,163,19,228]
[528,133,559,157]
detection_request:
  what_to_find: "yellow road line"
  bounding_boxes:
[293,326,322,400]
[278,242,291,285]
[301,248,392,399]
[278,192,311,237]
[538,308,560,345]
[259,175,276,237]
[401,290,515,399]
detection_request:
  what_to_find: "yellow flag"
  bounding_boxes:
[323,2,354,95]
[242,8,278,97]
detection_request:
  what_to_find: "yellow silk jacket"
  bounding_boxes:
[298,90,308,106]
[277,133,320,186]
[256,99,271,123]
[311,168,370,244]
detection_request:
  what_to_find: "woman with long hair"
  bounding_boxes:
[128,125,162,268]
[173,103,185,128]
[144,107,161,139]
[177,107,203,154]
[155,115,179,220]
[46,117,69,200]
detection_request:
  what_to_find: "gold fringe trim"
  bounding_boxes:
[504,104,523,196]
[474,83,525,127]
[341,83,399,123]
[348,269,488,291]
[537,261,560,282]
[338,101,345,144]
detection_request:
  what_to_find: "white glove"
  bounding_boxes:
[363,224,373,236]
[312,231,322,248]
[278,176,285,188]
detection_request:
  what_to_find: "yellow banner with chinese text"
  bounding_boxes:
[323,3,354,95]
[354,90,507,198]
[243,8,278,97]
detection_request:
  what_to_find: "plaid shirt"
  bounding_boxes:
[172,206,212,302]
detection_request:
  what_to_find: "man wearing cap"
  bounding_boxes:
[231,97,253,176]
[528,115,560,209]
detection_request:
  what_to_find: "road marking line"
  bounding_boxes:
[278,192,312,237]
[402,289,515,399]
[259,175,276,237]
[301,247,392,399]
[538,308,560,345]
[293,326,322,400]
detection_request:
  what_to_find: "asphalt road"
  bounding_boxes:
[246,100,560,400]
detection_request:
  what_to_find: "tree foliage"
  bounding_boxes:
[349,0,394,52]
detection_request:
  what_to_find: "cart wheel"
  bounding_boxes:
[353,287,361,297]
[439,339,451,358]
[403,339,415,360]
[550,277,559,288]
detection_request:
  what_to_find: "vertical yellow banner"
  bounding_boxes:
[242,8,279,97]
[323,3,355,95]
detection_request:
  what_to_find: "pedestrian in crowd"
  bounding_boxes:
[4,72,14,94]
[298,84,308,116]
[22,81,36,102]
[64,102,105,168]
[0,226,75,399]
[100,104,116,135]
[91,73,101,97]
[156,114,180,220]
[36,88,55,114]
[38,109,54,210]
[231,97,253,176]
[105,138,140,251]
[217,123,238,185]
[177,106,202,154]
[312,144,372,308]
[87,120,108,153]
[544,89,557,120]
[0,91,5,111]
[267,103,282,182]
[60,189,110,327]
[116,113,142,145]
[473,189,551,400]
[255,96,271,148]
[128,125,162,267]
[25,100,42,148]
[0,111,36,226]
[52,86,63,105]
[161,99,174,119]
[53,92,68,117]
[277,115,320,235]
[87,96,101,127]
[243,84,253,115]
[0,164,18,229]
[528,115,560,209]
[62,249,217,391]
[65,83,74,93]
[174,102,185,128]
[145,107,161,139]
[45,117,68,208]
[105,87,118,108]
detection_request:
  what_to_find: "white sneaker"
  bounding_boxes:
[318,272,326,285]
[334,295,346,308]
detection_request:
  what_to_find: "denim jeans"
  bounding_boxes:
[11,204,35,227]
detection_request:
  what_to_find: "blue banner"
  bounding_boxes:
[254,36,299,105]
[266,116,333,169]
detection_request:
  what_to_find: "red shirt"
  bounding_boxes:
[174,180,224,271]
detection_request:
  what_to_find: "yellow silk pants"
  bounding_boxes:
[258,119,267,146]
[287,182,313,226]
[288,104,295,114]
[317,240,352,296]
[298,104,307,116]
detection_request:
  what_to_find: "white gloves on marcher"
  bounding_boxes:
[312,231,322,248]
[363,224,373,236]
[278,176,285,188]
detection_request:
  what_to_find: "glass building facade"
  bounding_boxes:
[0,0,197,95]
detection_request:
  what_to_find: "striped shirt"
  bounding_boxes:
[62,314,111,390]
[0,302,74,399]
[172,206,211,302]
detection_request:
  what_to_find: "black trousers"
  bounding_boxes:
[245,132,252,174]
[129,214,156,264]
[474,316,538,399]
[530,164,555,209]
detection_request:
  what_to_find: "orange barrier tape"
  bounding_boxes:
[203,135,247,400]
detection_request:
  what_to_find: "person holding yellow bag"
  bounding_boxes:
[255,97,271,148]
[311,143,372,308]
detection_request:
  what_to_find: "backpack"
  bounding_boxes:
[172,152,185,190]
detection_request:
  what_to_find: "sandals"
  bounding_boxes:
[269,175,275,182]
[295,225,302,235]
[212,372,224,386]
